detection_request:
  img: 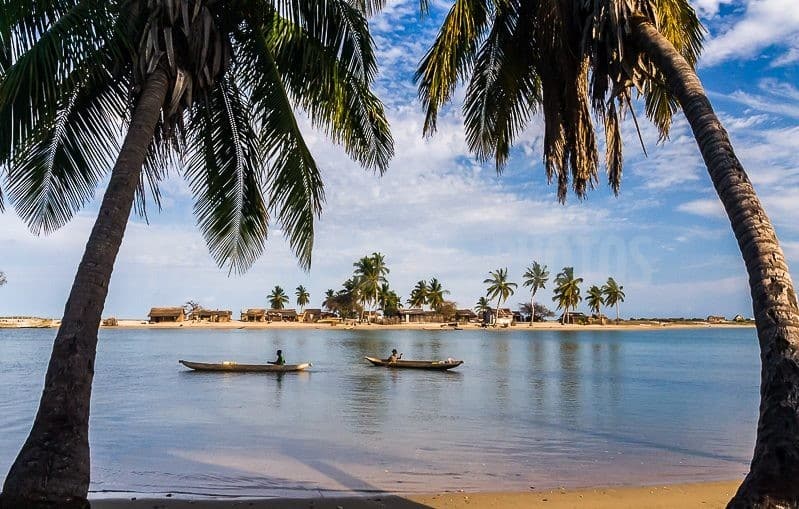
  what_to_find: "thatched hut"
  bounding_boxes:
[301,308,322,323]
[397,308,426,323]
[455,309,477,323]
[241,308,266,322]
[267,309,298,322]
[148,307,185,323]
[707,315,726,323]
[192,308,232,322]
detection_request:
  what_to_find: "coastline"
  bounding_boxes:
[92,480,741,508]
[102,319,755,331]
[0,318,755,331]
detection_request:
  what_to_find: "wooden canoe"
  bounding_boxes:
[364,356,463,370]
[179,360,311,373]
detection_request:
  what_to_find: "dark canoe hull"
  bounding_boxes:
[179,360,311,372]
[364,356,463,370]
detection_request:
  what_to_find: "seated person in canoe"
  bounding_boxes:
[385,349,402,363]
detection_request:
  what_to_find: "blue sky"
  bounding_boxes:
[1,0,798,319]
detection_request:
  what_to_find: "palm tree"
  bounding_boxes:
[268,286,289,311]
[0,1,392,505]
[426,277,450,312]
[0,272,6,287]
[417,1,799,502]
[295,285,310,313]
[474,296,491,316]
[408,280,428,309]
[586,285,605,319]
[522,262,549,325]
[552,268,583,324]
[484,268,517,326]
[378,282,401,317]
[602,278,626,323]
[353,252,389,321]
[323,289,336,313]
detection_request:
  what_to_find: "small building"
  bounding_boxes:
[241,308,266,322]
[734,314,747,322]
[707,315,726,323]
[267,309,298,322]
[192,308,232,322]
[301,308,323,323]
[398,308,426,323]
[148,307,185,323]
[455,309,477,323]
[560,312,588,325]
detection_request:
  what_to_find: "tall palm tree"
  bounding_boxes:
[353,252,389,320]
[586,285,605,319]
[602,278,626,323]
[552,268,583,324]
[484,268,517,326]
[0,0,392,505]
[268,286,289,310]
[408,280,428,309]
[295,285,310,312]
[323,289,336,313]
[378,282,401,317]
[474,296,491,315]
[426,277,450,312]
[417,1,799,503]
[522,262,549,325]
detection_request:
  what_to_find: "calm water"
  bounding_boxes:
[0,327,759,498]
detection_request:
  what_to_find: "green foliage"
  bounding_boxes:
[474,296,491,314]
[408,280,428,308]
[484,267,517,316]
[267,285,289,310]
[416,0,704,200]
[295,285,310,309]
[552,267,583,320]
[522,261,549,295]
[0,0,394,273]
[586,285,604,315]
[426,277,450,311]
[602,277,626,320]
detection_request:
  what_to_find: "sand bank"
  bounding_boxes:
[97,319,754,332]
[92,480,740,508]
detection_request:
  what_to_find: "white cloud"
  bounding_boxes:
[677,198,727,219]
[702,0,799,66]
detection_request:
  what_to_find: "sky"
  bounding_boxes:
[1,0,798,320]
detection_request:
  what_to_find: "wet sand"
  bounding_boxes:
[92,480,741,508]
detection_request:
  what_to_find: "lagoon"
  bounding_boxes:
[0,327,758,498]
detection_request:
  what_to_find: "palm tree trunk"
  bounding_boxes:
[0,68,169,508]
[631,18,799,508]
[616,302,620,324]
[530,293,535,326]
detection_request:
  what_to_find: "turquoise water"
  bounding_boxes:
[0,327,758,498]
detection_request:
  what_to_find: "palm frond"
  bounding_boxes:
[185,75,269,274]
[5,62,127,233]
[263,13,393,173]
[463,0,540,170]
[415,0,492,135]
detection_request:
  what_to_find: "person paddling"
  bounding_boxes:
[386,349,401,363]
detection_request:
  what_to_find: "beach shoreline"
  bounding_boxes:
[91,480,742,508]
[98,319,755,331]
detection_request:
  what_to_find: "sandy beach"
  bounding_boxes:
[92,480,741,508]
[86,319,755,332]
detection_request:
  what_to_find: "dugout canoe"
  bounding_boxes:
[179,360,311,372]
[364,356,463,370]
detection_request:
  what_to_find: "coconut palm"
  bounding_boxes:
[378,282,401,317]
[474,296,491,315]
[426,277,450,312]
[268,286,289,310]
[353,252,389,320]
[552,268,583,324]
[295,285,310,312]
[0,0,392,504]
[586,285,605,318]
[522,262,549,325]
[417,0,799,502]
[408,280,429,309]
[323,289,336,313]
[602,278,626,323]
[484,268,517,326]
